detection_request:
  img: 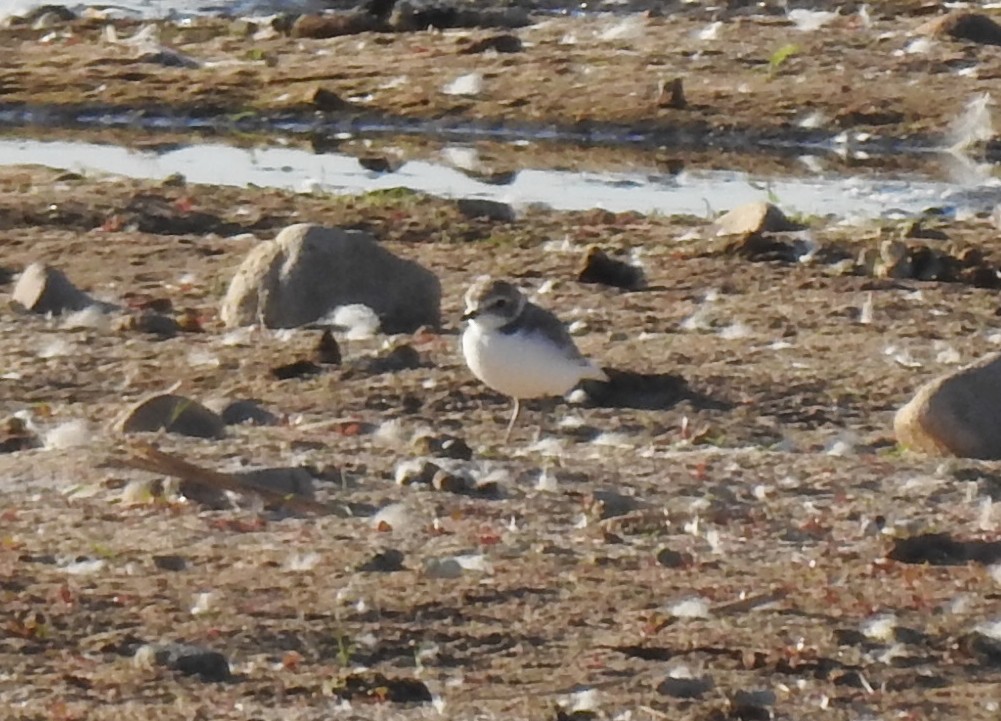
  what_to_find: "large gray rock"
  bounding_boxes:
[219,224,440,332]
[713,202,802,236]
[895,353,1001,459]
[12,262,94,314]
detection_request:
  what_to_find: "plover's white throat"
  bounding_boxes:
[461,278,608,440]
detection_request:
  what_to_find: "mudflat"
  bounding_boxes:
[1,3,1001,720]
[1,2,1000,149]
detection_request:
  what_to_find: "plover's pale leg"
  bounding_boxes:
[504,398,522,442]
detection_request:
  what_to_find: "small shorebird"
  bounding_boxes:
[461,278,608,441]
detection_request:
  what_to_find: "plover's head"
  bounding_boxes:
[462,278,526,330]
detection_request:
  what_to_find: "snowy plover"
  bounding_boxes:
[461,278,608,441]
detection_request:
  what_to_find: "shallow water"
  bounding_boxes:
[5,136,1000,220]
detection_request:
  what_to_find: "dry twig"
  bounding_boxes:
[120,440,335,515]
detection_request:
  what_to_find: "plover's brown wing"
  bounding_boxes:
[508,302,608,381]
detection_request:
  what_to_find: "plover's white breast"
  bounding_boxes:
[462,320,598,399]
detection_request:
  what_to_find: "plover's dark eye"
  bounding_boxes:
[494,298,507,308]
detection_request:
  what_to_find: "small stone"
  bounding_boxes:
[431,469,470,494]
[411,434,473,460]
[0,416,40,453]
[11,262,94,315]
[656,547,692,569]
[423,557,464,579]
[577,246,645,290]
[906,220,949,242]
[117,310,181,339]
[357,155,398,173]
[137,50,201,69]
[220,223,440,333]
[731,689,776,708]
[713,202,802,236]
[211,399,279,427]
[120,479,162,505]
[460,34,523,54]
[271,359,323,380]
[875,239,913,279]
[657,77,686,109]
[291,11,379,38]
[472,480,502,498]
[117,394,225,439]
[336,670,434,703]
[657,674,714,699]
[961,631,1001,665]
[140,643,230,682]
[176,309,205,333]
[833,670,872,689]
[587,489,643,520]
[834,101,905,127]
[176,482,228,510]
[910,245,949,282]
[917,11,1001,45]
[236,467,315,499]
[456,198,516,222]
[160,172,186,187]
[357,549,405,572]
[123,293,173,314]
[303,86,353,111]
[361,344,423,374]
[395,460,440,486]
[152,555,187,571]
[895,352,1001,458]
[314,329,342,365]
[887,532,1001,565]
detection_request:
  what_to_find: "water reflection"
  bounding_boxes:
[0,136,997,220]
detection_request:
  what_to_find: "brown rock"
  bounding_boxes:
[0,416,40,454]
[411,434,473,460]
[11,262,94,315]
[117,310,181,339]
[357,156,399,173]
[917,11,1001,46]
[456,198,516,222]
[895,353,1001,458]
[219,223,441,333]
[303,86,352,111]
[431,469,470,494]
[117,393,225,439]
[271,359,323,380]
[291,12,379,38]
[657,77,686,109]
[577,246,646,290]
[204,398,279,426]
[875,240,913,279]
[713,202,801,236]
[835,102,905,127]
[314,329,342,365]
[360,343,423,374]
[459,34,522,54]
[396,460,440,486]
[236,467,315,499]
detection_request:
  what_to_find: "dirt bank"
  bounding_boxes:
[2,3,1001,153]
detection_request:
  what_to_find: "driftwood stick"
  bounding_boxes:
[121,440,335,515]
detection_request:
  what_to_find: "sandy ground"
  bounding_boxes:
[1,3,1001,154]
[1,2,1001,719]
[0,165,999,719]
